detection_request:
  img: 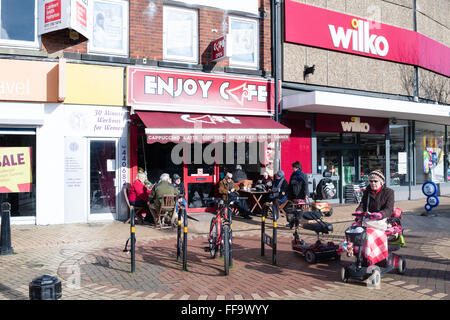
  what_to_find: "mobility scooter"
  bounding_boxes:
[287,203,340,264]
[339,208,406,287]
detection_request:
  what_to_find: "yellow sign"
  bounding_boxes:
[0,147,32,193]
[65,63,124,106]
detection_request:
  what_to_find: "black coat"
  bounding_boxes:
[356,185,395,218]
[288,170,309,200]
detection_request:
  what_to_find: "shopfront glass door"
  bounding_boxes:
[89,139,118,219]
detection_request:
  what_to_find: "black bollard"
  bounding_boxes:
[130,207,136,273]
[29,275,62,300]
[1,202,14,255]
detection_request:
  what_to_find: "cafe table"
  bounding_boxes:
[238,188,270,215]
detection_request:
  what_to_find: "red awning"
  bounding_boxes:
[136,111,291,144]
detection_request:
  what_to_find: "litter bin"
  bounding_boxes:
[29,275,62,300]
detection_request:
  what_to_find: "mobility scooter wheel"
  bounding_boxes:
[367,269,381,287]
[340,267,349,283]
[398,257,406,274]
[305,250,316,264]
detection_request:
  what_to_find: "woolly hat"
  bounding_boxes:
[276,170,285,178]
[173,173,181,180]
[369,170,385,184]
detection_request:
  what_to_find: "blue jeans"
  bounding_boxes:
[272,196,287,220]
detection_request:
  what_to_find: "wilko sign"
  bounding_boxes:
[211,35,231,62]
[38,0,91,39]
[329,20,389,57]
[315,114,388,134]
[341,117,370,133]
[127,67,275,115]
[285,0,450,77]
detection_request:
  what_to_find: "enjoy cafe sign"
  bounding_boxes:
[127,67,276,115]
[0,147,33,193]
[285,0,450,77]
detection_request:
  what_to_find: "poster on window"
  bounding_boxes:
[230,19,257,67]
[0,147,32,193]
[422,134,444,182]
[91,0,126,54]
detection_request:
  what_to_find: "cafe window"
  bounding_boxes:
[88,0,129,56]
[229,16,258,69]
[163,6,198,63]
[389,120,410,186]
[0,130,36,217]
[0,0,39,49]
[415,122,445,184]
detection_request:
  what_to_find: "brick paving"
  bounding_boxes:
[1,196,450,300]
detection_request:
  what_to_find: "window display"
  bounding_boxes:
[0,132,36,217]
[416,122,445,183]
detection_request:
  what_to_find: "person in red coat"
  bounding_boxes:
[129,172,152,222]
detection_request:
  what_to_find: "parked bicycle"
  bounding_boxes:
[204,196,247,275]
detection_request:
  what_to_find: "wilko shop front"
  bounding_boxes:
[281,110,390,204]
[127,67,290,213]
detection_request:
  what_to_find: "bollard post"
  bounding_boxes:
[176,206,182,262]
[130,207,136,273]
[273,200,278,265]
[229,206,233,268]
[1,202,14,255]
[261,213,265,257]
[182,207,188,271]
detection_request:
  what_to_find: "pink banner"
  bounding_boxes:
[285,1,450,77]
[127,67,275,115]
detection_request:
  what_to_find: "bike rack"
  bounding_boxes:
[176,206,189,271]
[261,200,278,265]
[123,207,136,273]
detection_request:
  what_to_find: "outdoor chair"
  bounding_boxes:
[157,194,177,230]
[123,186,146,224]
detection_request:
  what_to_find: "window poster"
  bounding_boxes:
[0,147,33,193]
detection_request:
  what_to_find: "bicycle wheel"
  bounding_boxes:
[223,224,230,275]
[209,217,219,258]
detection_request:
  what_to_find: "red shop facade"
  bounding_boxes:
[281,112,390,204]
[127,67,290,213]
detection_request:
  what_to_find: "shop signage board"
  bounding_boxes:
[38,0,91,39]
[64,105,128,138]
[285,0,450,77]
[211,34,231,62]
[315,114,389,134]
[127,67,275,116]
[0,147,33,193]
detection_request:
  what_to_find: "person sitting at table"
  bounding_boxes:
[270,170,289,219]
[256,171,273,191]
[218,172,252,219]
[172,173,188,213]
[129,171,153,224]
[232,165,247,183]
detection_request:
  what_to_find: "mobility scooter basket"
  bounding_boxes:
[345,226,366,246]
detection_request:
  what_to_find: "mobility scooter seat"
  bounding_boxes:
[302,222,333,234]
[302,211,322,220]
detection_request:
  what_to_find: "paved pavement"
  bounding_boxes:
[1,196,450,301]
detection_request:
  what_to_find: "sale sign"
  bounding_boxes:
[0,147,33,193]
[127,67,275,115]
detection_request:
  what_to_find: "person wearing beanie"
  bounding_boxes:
[270,170,289,219]
[172,173,187,213]
[356,169,394,219]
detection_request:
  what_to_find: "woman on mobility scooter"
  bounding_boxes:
[340,170,406,287]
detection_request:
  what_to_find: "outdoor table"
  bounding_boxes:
[238,189,270,215]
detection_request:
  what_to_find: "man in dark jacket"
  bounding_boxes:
[288,161,309,200]
[172,173,187,213]
[270,170,289,219]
